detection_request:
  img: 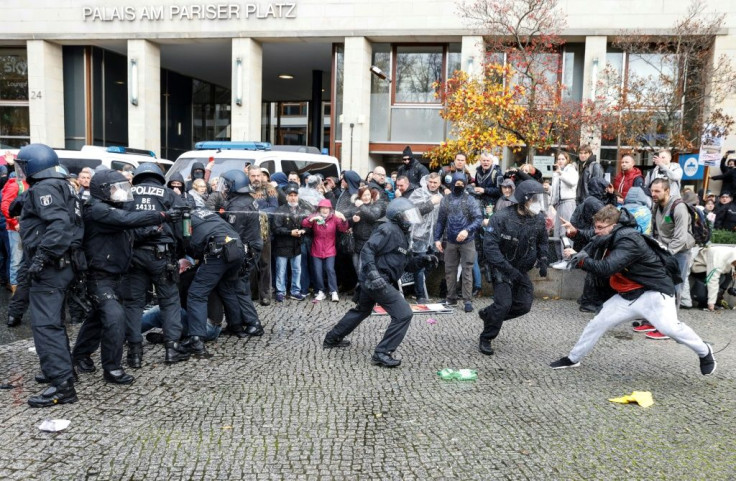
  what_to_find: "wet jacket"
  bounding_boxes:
[483,205,548,277]
[613,167,644,200]
[130,179,184,247]
[301,210,349,258]
[360,221,423,284]
[472,165,503,208]
[272,202,313,258]
[576,155,604,203]
[434,192,483,245]
[397,158,429,187]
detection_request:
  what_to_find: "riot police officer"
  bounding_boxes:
[478,180,549,356]
[183,208,247,357]
[220,169,264,337]
[15,144,84,407]
[323,197,438,367]
[122,162,189,367]
[72,169,177,385]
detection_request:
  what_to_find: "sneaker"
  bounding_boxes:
[549,356,580,369]
[633,322,656,333]
[699,344,717,376]
[472,288,481,298]
[275,293,285,303]
[551,260,569,270]
[579,304,598,313]
[331,291,339,302]
[464,301,473,313]
[289,293,306,301]
[645,330,670,340]
[314,291,326,301]
[444,298,458,306]
[416,298,429,305]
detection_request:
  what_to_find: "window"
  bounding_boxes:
[393,45,444,104]
[280,102,307,117]
[0,48,30,147]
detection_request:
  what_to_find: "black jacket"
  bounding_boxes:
[349,201,385,254]
[472,165,503,208]
[272,202,313,258]
[714,201,736,231]
[360,221,423,284]
[711,155,736,196]
[367,180,390,202]
[130,180,184,246]
[576,155,604,204]
[83,198,163,276]
[569,177,611,250]
[224,193,264,257]
[20,178,84,261]
[397,158,429,187]
[483,205,548,277]
[187,208,241,260]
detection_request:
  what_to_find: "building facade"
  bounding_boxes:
[1,0,736,176]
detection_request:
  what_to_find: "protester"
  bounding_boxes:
[302,199,349,302]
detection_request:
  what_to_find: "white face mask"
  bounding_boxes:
[111,189,130,202]
[527,200,543,215]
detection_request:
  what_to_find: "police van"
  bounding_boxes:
[56,145,173,175]
[166,141,341,182]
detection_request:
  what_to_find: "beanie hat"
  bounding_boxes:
[402,146,413,159]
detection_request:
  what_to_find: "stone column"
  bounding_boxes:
[581,36,608,156]
[26,40,65,147]
[231,38,263,141]
[127,39,160,156]
[341,37,372,173]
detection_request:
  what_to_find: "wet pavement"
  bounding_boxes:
[1,296,734,480]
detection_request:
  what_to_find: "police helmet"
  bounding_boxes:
[15,144,65,182]
[385,197,422,232]
[513,180,545,205]
[220,169,250,195]
[132,162,165,186]
[90,169,133,203]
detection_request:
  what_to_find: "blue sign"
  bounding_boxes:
[679,153,704,180]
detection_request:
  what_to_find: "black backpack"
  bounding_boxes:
[671,199,711,246]
[639,234,683,285]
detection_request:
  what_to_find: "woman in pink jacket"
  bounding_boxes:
[302,198,349,301]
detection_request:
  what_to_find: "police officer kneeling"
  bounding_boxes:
[16,144,84,407]
[323,197,437,367]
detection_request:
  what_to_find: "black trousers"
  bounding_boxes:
[578,272,615,309]
[8,258,30,318]
[72,277,126,372]
[479,273,534,341]
[233,274,260,329]
[187,255,241,338]
[29,263,76,386]
[122,249,183,343]
[327,284,413,354]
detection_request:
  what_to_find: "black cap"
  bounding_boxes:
[284,182,299,195]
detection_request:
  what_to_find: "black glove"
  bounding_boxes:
[162,209,182,223]
[568,250,589,268]
[418,254,439,270]
[364,269,389,292]
[538,261,548,278]
[28,254,47,279]
[509,269,525,283]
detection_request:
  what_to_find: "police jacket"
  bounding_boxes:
[187,208,241,260]
[483,205,548,276]
[130,180,183,246]
[20,177,84,261]
[397,158,429,187]
[579,213,675,296]
[83,197,163,276]
[472,165,502,208]
[272,202,312,258]
[224,193,264,256]
[434,192,483,245]
[359,221,423,284]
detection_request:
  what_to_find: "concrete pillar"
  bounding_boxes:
[27,40,65,147]
[341,37,372,173]
[709,35,736,191]
[582,36,608,156]
[127,40,160,156]
[231,38,263,141]
[461,36,484,77]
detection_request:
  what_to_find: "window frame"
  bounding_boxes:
[391,43,447,106]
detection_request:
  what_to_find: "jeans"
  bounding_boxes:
[673,250,692,307]
[141,306,221,341]
[275,255,302,296]
[8,230,23,285]
[312,256,337,294]
[472,258,481,291]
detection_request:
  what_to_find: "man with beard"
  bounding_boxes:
[397,146,429,188]
[248,167,278,305]
[367,166,390,202]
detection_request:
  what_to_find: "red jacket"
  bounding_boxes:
[613,167,644,200]
[1,178,28,232]
[302,211,348,259]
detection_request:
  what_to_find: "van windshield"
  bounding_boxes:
[166,157,254,182]
[281,160,339,179]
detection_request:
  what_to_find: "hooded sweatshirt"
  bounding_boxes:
[622,187,652,235]
[301,198,348,258]
[691,246,736,305]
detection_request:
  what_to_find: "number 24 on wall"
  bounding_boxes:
[30,91,42,99]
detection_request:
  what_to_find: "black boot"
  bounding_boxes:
[103,369,135,385]
[127,342,143,369]
[323,336,351,349]
[73,356,96,373]
[165,341,191,364]
[244,321,264,337]
[479,339,494,356]
[36,369,78,384]
[145,332,165,344]
[182,336,212,358]
[7,314,21,327]
[28,380,78,408]
[224,325,249,339]
[371,352,401,368]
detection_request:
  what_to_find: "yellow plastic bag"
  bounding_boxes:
[608,391,654,408]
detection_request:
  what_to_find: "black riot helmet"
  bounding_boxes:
[132,162,165,186]
[90,169,133,204]
[385,197,422,233]
[15,143,65,183]
[513,180,547,215]
[219,169,250,197]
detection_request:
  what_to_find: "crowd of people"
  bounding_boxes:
[1,143,730,408]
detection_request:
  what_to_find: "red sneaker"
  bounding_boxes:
[633,323,656,333]
[645,330,670,340]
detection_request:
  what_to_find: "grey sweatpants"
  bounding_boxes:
[568,290,709,363]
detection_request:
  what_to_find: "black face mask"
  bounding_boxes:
[193,170,204,180]
[453,185,465,196]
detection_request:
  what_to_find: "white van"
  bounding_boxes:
[166,141,341,183]
[56,145,173,176]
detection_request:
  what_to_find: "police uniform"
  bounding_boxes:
[121,164,187,367]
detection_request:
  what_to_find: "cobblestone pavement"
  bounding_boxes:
[0,297,734,480]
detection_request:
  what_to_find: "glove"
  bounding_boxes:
[364,269,389,292]
[538,262,548,278]
[418,254,439,270]
[509,269,525,283]
[28,254,47,279]
[568,250,589,269]
[162,209,182,223]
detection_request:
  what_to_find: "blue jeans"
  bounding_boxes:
[275,254,302,296]
[8,230,23,285]
[673,250,692,307]
[141,306,221,341]
[472,258,481,291]
[312,256,337,294]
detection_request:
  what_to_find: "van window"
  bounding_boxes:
[111,160,136,173]
[281,159,339,179]
[58,157,102,175]
[259,160,275,174]
[167,157,254,181]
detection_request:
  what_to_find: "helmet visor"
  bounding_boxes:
[216,177,230,195]
[527,193,549,215]
[403,207,422,225]
[12,161,27,183]
[109,181,134,202]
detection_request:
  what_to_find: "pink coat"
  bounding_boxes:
[302,211,349,258]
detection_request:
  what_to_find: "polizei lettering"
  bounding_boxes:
[132,186,165,197]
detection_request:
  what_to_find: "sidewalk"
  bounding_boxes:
[1,299,734,480]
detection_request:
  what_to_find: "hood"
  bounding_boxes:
[451,172,466,186]
[191,162,205,173]
[307,174,321,189]
[317,198,333,210]
[271,171,288,188]
[624,186,651,208]
[167,172,185,188]
[617,207,639,229]
[588,177,611,200]
[343,170,362,195]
